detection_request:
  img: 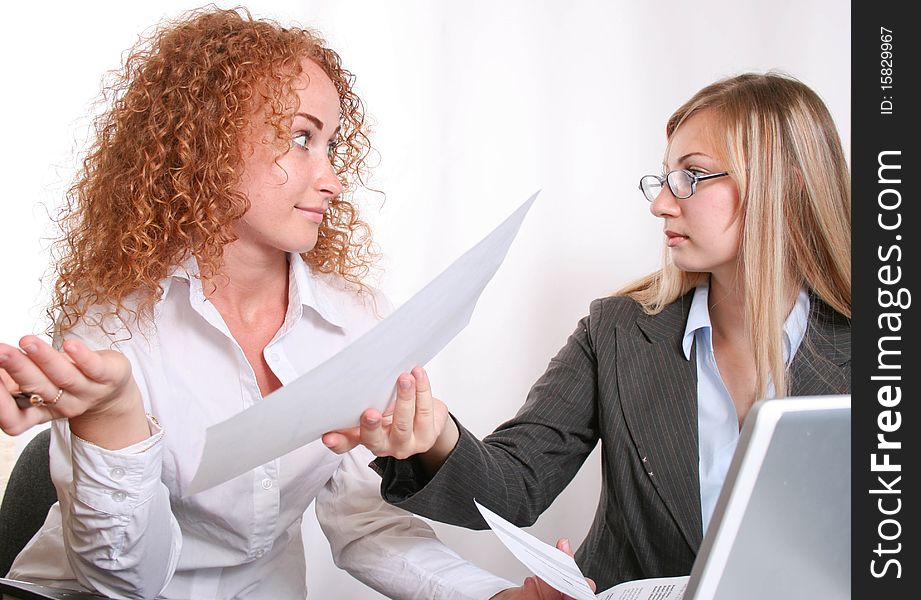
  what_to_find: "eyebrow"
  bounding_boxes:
[294,112,340,136]
[663,151,714,171]
[675,152,712,164]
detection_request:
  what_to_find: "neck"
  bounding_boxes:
[707,272,748,344]
[707,271,799,344]
[204,243,290,322]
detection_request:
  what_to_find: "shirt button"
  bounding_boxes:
[112,490,127,503]
[110,467,126,480]
[261,478,273,490]
[255,549,265,558]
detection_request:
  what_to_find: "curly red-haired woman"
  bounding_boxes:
[0,8,521,599]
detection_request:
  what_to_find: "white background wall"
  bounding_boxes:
[0,1,849,597]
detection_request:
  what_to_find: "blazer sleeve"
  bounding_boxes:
[376,299,604,528]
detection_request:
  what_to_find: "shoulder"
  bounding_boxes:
[584,292,693,345]
[568,296,647,349]
[309,268,393,324]
[805,293,851,364]
[588,295,646,322]
[54,292,149,352]
[586,293,689,327]
[809,295,851,331]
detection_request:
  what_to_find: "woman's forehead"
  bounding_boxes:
[666,111,720,166]
[291,59,341,122]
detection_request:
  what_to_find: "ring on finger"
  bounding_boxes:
[11,388,63,409]
[12,391,45,409]
[48,388,64,405]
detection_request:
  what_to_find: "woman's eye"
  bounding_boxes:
[293,132,311,149]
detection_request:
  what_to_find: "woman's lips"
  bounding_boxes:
[665,230,689,247]
[296,206,325,223]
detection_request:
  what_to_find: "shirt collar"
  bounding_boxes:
[288,254,346,328]
[784,287,810,363]
[160,253,346,328]
[682,284,712,360]
[681,283,811,364]
[160,255,198,300]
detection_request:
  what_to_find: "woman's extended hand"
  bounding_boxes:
[323,367,460,470]
[490,539,596,600]
[0,335,148,448]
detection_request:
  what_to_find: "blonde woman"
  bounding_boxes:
[0,7,535,599]
[324,72,851,590]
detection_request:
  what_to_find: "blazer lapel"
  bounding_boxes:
[617,293,703,552]
[790,297,851,395]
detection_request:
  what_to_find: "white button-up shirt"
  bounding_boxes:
[682,284,809,534]
[10,255,512,599]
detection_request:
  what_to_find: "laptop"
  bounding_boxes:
[474,394,851,600]
[685,394,851,600]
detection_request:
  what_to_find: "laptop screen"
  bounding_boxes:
[685,395,851,600]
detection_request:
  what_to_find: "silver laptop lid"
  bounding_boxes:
[685,395,851,600]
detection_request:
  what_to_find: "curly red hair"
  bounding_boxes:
[49,6,377,333]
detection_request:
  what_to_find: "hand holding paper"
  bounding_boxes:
[475,501,598,600]
[475,501,689,600]
[321,366,455,463]
[491,540,596,600]
[186,192,538,495]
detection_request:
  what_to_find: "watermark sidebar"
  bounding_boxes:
[853,1,918,595]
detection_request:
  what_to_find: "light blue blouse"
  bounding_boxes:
[682,284,810,534]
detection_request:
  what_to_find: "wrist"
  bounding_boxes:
[69,380,149,449]
[419,414,459,475]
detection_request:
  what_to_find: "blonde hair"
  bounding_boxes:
[619,72,851,399]
[48,6,376,334]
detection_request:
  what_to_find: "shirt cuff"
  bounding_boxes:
[70,415,165,516]
[449,576,517,600]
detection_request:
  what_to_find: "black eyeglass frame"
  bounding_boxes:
[638,169,730,202]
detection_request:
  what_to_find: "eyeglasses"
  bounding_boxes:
[638,169,730,202]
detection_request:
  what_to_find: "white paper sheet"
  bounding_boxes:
[475,500,597,600]
[185,192,539,495]
[596,576,688,600]
[474,500,690,600]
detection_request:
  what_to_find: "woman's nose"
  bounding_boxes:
[649,186,680,218]
[316,157,344,198]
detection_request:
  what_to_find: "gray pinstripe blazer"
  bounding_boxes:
[377,291,850,590]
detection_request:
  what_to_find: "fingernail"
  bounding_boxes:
[562,538,572,553]
[0,353,7,364]
[364,414,380,425]
[399,378,411,390]
[22,343,37,354]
